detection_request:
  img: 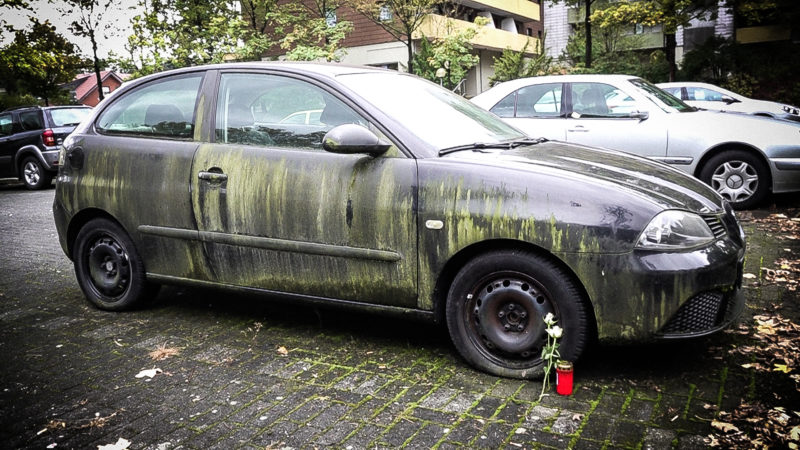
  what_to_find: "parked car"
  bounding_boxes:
[658,81,800,123]
[54,63,745,379]
[0,105,92,189]
[471,74,800,209]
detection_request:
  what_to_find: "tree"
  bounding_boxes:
[549,0,597,68]
[279,0,353,61]
[489,37,554,87]
[124,0,246,76]
[351,0,437,74]
[0,19,83,105]
[591,0,717,81]
[412,18,483,90]
[58,0,119,103]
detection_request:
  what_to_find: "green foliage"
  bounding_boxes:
[117,0,354,77]
[412,18,481,90]
[560,22,668,81]
[680,36,800,106]
[279,1,353,62]
[590,0,717,80]
[352,0,438,73]
[0,19,84,105]
[0,93,42,111]
[488,38,554,87]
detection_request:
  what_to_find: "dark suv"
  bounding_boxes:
[0,105,91,189]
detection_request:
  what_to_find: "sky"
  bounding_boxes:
[1,0,142,59]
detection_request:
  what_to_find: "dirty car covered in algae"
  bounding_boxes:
[53,62,746,379]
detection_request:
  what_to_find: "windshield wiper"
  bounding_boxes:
[438,137,547,156]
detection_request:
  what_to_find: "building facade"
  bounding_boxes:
[269,1,544,98]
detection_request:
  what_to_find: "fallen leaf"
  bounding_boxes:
[276,346,289,356]
[149,344,180,361]
[773,364,793,373]
[712,419,740,433]
[572,413,584,421]
[743,273,756,279]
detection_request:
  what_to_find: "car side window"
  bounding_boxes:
[686,87,723,102]
[0,113,11,136]
[96,74,202,139]
[489,93,516,118]
[662,87,682,98]
[19,111,44,131]
[571,83,634,118]
[215,73,369,150]
[516,84,562,117]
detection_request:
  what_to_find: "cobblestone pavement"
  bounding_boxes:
[1,181,798,449]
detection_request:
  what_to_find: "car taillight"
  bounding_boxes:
[42,129,56,147]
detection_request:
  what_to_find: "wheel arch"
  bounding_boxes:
[431,238,598,341]
[692,142,773,190]
[15,145,46,176]
[66,208,127,259]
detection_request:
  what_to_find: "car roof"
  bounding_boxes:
[144,61,394,81]
[2,105,91,113]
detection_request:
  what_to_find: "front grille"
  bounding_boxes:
[661,291,726,334]
[702,214,727,240]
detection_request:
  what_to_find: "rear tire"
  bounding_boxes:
[21,157,52,190]
[700,150,769,210]
[73,218,159,310]
[445,250,591,379]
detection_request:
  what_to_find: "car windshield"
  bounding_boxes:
[50,108,92,127]
[337,72,525,154]
[629,79,695,113]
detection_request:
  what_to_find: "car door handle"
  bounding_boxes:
[567,126,589,132]
[198,170,227,183]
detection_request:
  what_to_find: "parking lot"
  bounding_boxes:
[1,181,798,449]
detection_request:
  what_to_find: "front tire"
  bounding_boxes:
[700,150,769,210]
[73,218,157,310]
[21,157,52,190]
[445,250,591,379]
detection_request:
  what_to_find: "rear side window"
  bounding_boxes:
[50,108,92,127]
[489,83,563,118]
[0,113,12,136]
[97,75,202,138]
[19,111,44,130]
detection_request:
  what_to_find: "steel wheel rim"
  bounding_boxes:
[464,271,556,368]
[86,234,131,299]
[710,160,758,203]
[23,161,40,186]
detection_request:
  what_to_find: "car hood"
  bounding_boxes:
[667,109,800,142]
[444,140,724,213]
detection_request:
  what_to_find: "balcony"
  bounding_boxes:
[414,14,541,54]
[458,0,540,22]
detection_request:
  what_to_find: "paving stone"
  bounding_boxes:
[643,426,678,450]
[1,187,799,449]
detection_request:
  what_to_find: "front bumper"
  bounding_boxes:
[560,213,745,342]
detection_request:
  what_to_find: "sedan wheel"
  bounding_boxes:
[73,218,158,310]
[700,150,769,210]
[446,250,591,379]
[21,157,52,190]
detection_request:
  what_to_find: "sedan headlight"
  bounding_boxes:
[636,210,715,250]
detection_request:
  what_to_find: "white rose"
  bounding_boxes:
[546,325,563,339]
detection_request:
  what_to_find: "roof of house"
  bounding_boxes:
[69,71,126,101]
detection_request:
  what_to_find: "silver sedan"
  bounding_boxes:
[472,74,800,209]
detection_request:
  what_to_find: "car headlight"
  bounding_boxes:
[636,210,715,250]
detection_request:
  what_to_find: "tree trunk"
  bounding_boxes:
[584,0,592,68]
[665,32,677,81]
[90,30,104,102]
[407,38,414,74]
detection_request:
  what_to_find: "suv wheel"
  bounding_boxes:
[21,157,52,190]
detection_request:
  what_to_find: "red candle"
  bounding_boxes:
[556,360,574,396]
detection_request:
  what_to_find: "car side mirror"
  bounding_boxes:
[629,111,649,121]
[322,124,391,156]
